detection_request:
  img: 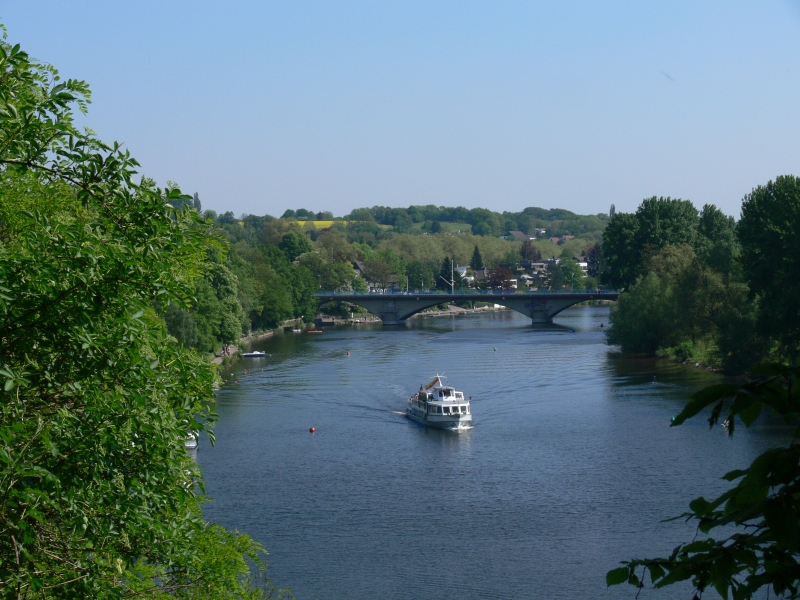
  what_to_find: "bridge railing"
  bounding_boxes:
[316,288,618,296]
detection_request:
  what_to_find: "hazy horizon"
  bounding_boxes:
[3,1,799,219]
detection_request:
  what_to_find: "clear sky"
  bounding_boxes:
[2,1,799,218]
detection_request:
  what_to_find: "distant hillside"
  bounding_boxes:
[277,204,610,240]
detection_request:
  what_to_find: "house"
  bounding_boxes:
[509,230,535,242]
[548,235,576,245]
[353,260,367,279]
[473,268,490,285]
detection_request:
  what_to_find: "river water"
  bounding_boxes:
[198,306,786,599]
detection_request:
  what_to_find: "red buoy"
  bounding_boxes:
[309,427,316,433]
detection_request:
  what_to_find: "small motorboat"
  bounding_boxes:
[185,432,198,449]
[241,350,266,358]
[292,328,302,333]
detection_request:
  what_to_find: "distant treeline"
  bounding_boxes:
[277,204,610,238]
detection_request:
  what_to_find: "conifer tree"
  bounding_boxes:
[471,245,484,270]
[438,255,454,290]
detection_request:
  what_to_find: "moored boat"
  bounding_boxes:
[406,375,472,430]
[241,350,266,357]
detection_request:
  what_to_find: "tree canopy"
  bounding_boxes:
[739,175,800,360]
[0,31,279,598]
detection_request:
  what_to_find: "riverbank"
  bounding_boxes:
[415,304,508,318]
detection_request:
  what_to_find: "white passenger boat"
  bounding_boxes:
[241,350,266,358]
[406,375,472,430]
[185,432,198,449]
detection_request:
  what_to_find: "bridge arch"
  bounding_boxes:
[316,292,619,325]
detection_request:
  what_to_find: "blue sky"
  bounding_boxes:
[2,1,799,218]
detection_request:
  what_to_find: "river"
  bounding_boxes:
[197,306,786,599]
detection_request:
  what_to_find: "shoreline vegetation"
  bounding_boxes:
[0,34,291,598]
[601,186,800,375]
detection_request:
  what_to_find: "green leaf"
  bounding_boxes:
[671,384,739,426]
[689,496,711,516]
[606,567,629,586]
[738,399,762,427]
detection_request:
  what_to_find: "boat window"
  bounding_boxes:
[443,406,450,414]
[456,393,463,399]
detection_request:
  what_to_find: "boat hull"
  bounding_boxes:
[406,409,472,430]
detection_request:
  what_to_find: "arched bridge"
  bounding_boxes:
[316,290,619,325]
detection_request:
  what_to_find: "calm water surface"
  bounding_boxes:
[198,307,786,599]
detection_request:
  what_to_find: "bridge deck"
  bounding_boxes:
[315,290,619,325]
[316,291,619,301]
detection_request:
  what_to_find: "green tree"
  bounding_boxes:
[361,248,405,291]
[603,197,699,289]
[606,272,676,353]
[345,207,375,222]
[549,257,585,290]
[278,230,313,261]
[738,175,800,359]
[634,196,699,253]
[406,260,437,290]
[191,263,246,352]
[298,251,355,290]
[438,255,454,290]
[602,212,640,288]
[471,244,484,269]
[696,203,738,275]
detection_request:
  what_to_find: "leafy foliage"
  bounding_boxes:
[602,190,785,373]
[739,176,800,359]
[0,30,282,597]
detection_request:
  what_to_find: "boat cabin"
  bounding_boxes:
[414,387,470,415]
